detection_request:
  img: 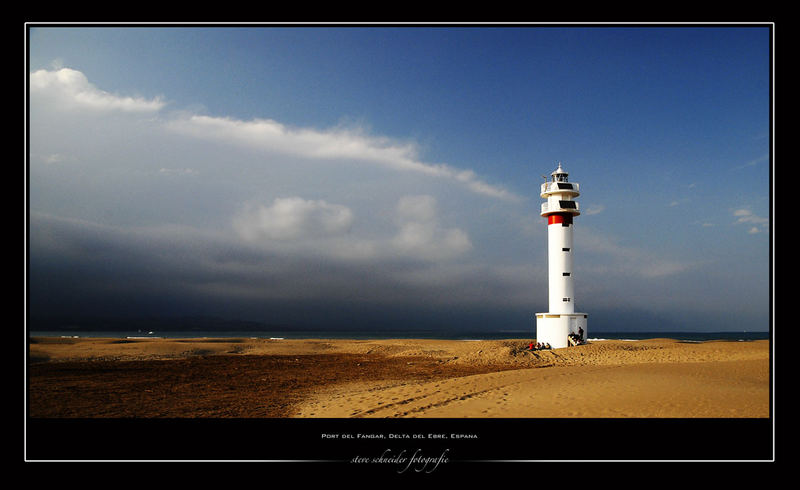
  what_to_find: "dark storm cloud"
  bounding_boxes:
[28,212,547,329]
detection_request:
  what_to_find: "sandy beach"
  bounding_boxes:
[27,336,769,419]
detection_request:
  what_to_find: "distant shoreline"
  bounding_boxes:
[28,330,770,342]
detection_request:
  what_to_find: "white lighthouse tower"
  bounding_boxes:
[535,163,588,349]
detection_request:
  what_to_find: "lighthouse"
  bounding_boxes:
[535,163,588,349]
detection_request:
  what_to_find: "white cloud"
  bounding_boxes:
[584,204,605,216]
[578,228,690,279]
[395,194,438,224]
[233,197,354,242]
[30,66,493,267]
[231,195,471,263]
[733,208,768,233]
[391,195,472,261]
[40,153,72,164]
[734,153,769,169]
[733,208,767,224]
[30,68,165,112]
[165,114,520,201]
[669,198,689,207]
[158,167,195,175]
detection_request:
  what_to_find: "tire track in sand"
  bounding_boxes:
[296,364,618,418]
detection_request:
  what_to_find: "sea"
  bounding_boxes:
[28,329,770,342]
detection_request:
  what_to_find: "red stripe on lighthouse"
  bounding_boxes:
[548,213,573,225]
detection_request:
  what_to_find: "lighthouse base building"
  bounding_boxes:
[535,163,587,349]
[535,313,588,350]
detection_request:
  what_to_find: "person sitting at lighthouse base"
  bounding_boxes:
[567,328,586,346]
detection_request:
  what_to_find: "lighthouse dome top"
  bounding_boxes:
[551,162,569,182]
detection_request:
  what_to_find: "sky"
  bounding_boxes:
[26,25,772,333]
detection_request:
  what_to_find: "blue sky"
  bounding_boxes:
[27,25,772,333]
